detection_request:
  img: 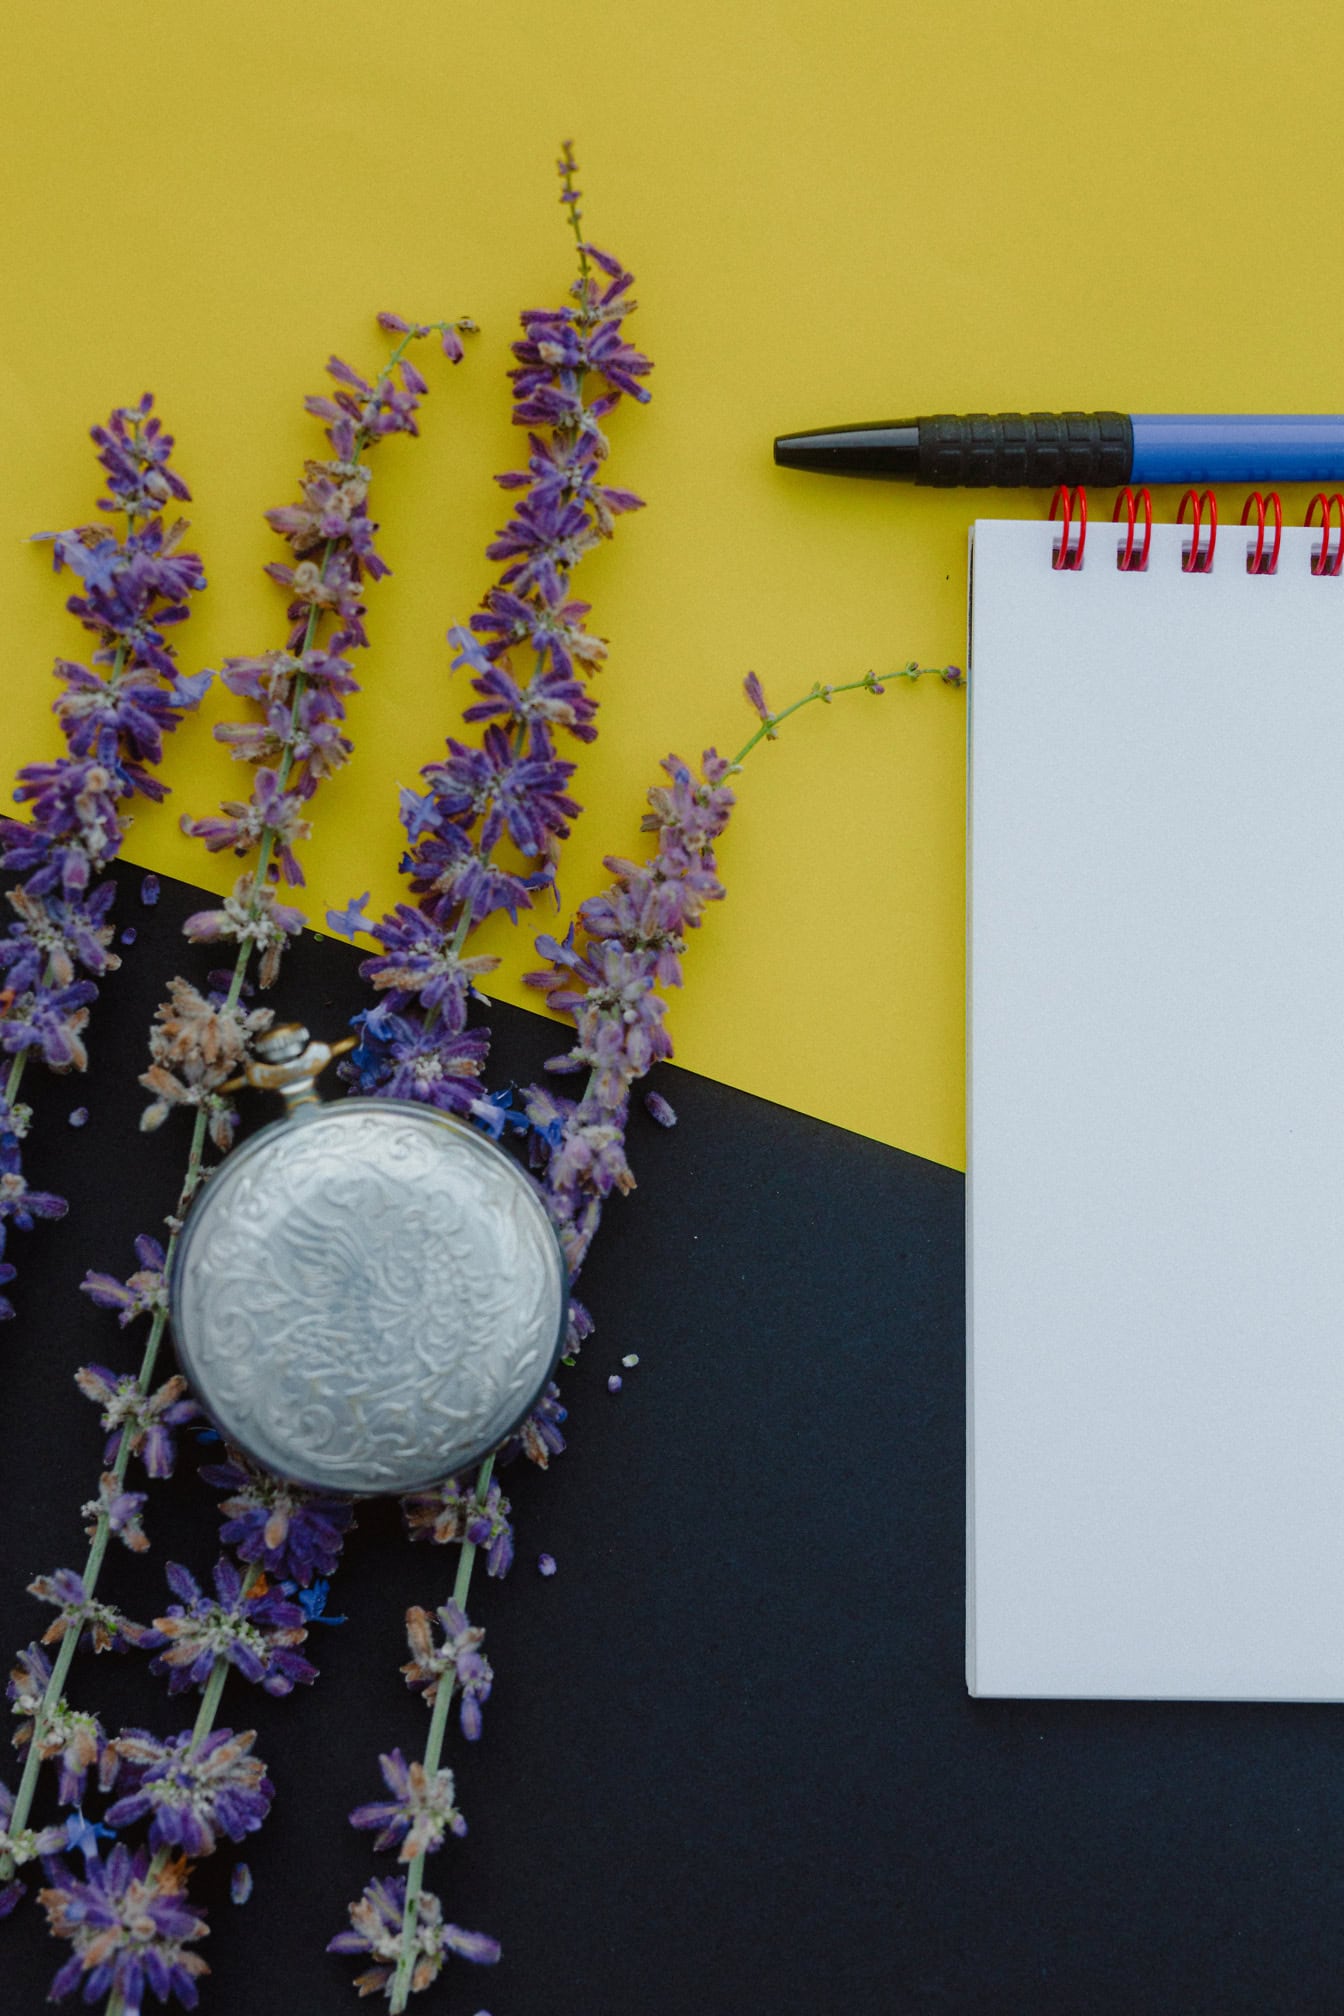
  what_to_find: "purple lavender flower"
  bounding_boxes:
[403,1476,514,1577]
[27,1568,144,1656]
[345,1006,491,1114]
[39,1841,209,2010]
[79,1231,167,1327]
[0,971,99,1069]
[169,317,471,1008]
[181,873,304,991]
[342,149,651,1122]
[329,1874,499,1998]
[349,1747,466,1858]
[524,749,735,1277]
[421,726,581,857]
[72,1363,197,1478]
[230,1863,252,1906]
[199,1455,353,1586]
[401,1601,494,1740]
[7,1643,105,1805]
[497,1379,568,1470]
[140,1558,316,1697]
[743,669,776,731]
[102,1727,272,1858]
[0,402,203,1319]
[0,1110,67,1256]
[325,889,372,938]
[81,1471,149,1554]
[0,1777,65,1918]
[359,903,500,1020]
[90,395,191,515]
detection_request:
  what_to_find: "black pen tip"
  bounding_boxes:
[773,422,921,479]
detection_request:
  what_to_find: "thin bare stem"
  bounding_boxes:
[730,663,962,770]
[388,1457,491,2014]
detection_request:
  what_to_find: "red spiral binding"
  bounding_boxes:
[1240,492,1282,575]
[1112,487,1152,572]
[1050,484,1087,570]
[1307,492,1344,577]
[1178,488,1217,573]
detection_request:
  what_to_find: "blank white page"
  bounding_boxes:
[968,515,1344,1700]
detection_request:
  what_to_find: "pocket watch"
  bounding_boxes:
[168,1024,567,1498]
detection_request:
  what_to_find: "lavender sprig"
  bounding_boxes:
[330,142,650,2009]
[337,139,651,1130]
[353,736,735,2012]
[355,658,963,2008]
[0,399,206,1319]
[3,320,467,1915]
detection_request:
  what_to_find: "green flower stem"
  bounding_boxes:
[729,663,961,770]
[187,1630,237,1752]
[558,140,590,291]
[388,1456,492,2015]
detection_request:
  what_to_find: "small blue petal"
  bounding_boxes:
[325,892,372,940]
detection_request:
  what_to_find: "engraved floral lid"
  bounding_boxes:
[168,1027,567,1496]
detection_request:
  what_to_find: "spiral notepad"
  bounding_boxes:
[967,502,1344,1700]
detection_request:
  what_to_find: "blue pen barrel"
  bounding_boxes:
[1131,416,1344,485]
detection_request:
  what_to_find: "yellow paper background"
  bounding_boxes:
[2,0,1342,1173]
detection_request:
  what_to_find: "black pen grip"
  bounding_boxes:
[918,411,1132,488]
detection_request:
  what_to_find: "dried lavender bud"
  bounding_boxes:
[349,1748,467,1859]
[139,1558,316,1698]
[39,1842,208,2008]
[328,1874,499,1999]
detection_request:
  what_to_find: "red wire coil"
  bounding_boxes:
[1112,488,1152,572]
[1239,492,1282,575]
[1050,485,1087,570]
[1307,492,1344,577]
[1178,488,1218,573]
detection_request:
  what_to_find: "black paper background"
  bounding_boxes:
[3,860,1344,2015]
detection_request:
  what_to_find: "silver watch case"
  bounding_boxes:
[169,1097,567,1497]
